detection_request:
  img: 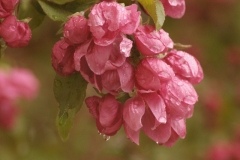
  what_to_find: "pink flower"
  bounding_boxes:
[164,50,204,84]
[123,92,187,146]
[8,69,39,100]
[85,94,123,136]
[161,76,198,119]
[0,69,39,101]
[88,1,140,46]
[0,0,19,18]
[160,0,186,18]
[63,15,90,45]
[52,39,76,76]
[74,34,132,75]
[135,58,175,91]
[0,100,18,130]
[134,25,173,55]
[0,15,32,48]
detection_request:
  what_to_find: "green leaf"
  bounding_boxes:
[18,1,45,29]
[53,73,88,141]
[138,0,165,30]
[48,0,74,5]
[38,0,73,21]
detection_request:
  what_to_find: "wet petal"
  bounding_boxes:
[123,96,145,131]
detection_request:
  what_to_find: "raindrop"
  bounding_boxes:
[156,141,159,144]
[52,15,59,20]
[54,80,62,88]
[58,112,68,126]
[103,134,110,141]
[98,131,102,135]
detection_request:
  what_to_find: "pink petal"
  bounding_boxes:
[85,96,101,119]
[124,122,140,145]
[101,70,120,95]
[123,96,145,131]
[85,43,112,75]
[121,4,140,34]
[74,39,92,71]
[99,94,121,127]
[117,61,134,92]
[135,59,161,91]
[163,129,180,147]
[142,108,171,144]
[171,119,186,138]
[140,92,167,124]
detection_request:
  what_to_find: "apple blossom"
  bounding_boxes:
[160,0,186,18]
[0,0,19,18]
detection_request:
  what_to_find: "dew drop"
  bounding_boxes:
[156,141,159,144]
[98,131,102,135]
[54,80,62,88]
[103,134,110,141]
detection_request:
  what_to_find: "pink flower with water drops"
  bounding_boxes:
[135,57,175,91]
[52,39,76,76]
[88,1,140,46]
[0,15,31,48]
[63,14,90,45]
[85,94,123,136]
[164,49,204,84]
[134,25,173,55]
[160,0,186,18]
[161,76,198,119]
[74,34,132,75]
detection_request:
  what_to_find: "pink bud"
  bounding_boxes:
[0,15,31,48]
[51,39,75,76]
[63,15,90,45]
[164,50,204,84]
[0,0,19,18]
[161,77,198,119]
[135,58,175,91]
[85,94,123,136]
[134,25,173,55]
[160,0,186,18]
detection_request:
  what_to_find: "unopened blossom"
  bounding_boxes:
[85,94,123,136]
[52,39,75,76]
[0,0,19,18]
[135,58,175,91]
[0,15,31,48]
[0,100,18,130]
[88,1,140,46]
[161,76,198,119]
[134,25,173,55]
[160,0,186,18]
[74,34,132,75]
[164,50,204,84]
[63,15,90,45]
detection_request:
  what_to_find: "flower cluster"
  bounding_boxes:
[0,0,32,48]
[0,68,39,130]
[52,0,203,146]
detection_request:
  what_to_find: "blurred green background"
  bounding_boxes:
[1,0,240,159]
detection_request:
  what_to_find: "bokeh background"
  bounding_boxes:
[1,0,240,159]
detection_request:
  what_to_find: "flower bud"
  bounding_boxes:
[134,25,173,55]
[51,39,76,76]
[0,15,31,48]
[0,0,19,18]
[63,15,90,45]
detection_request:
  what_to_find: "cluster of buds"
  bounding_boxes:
[52,0,203,146]
[0,68,39,130]
[0,0,31,48]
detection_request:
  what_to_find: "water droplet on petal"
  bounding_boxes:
[103,134,110,141]
[156,141,159,144]
[98,131,102,135]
